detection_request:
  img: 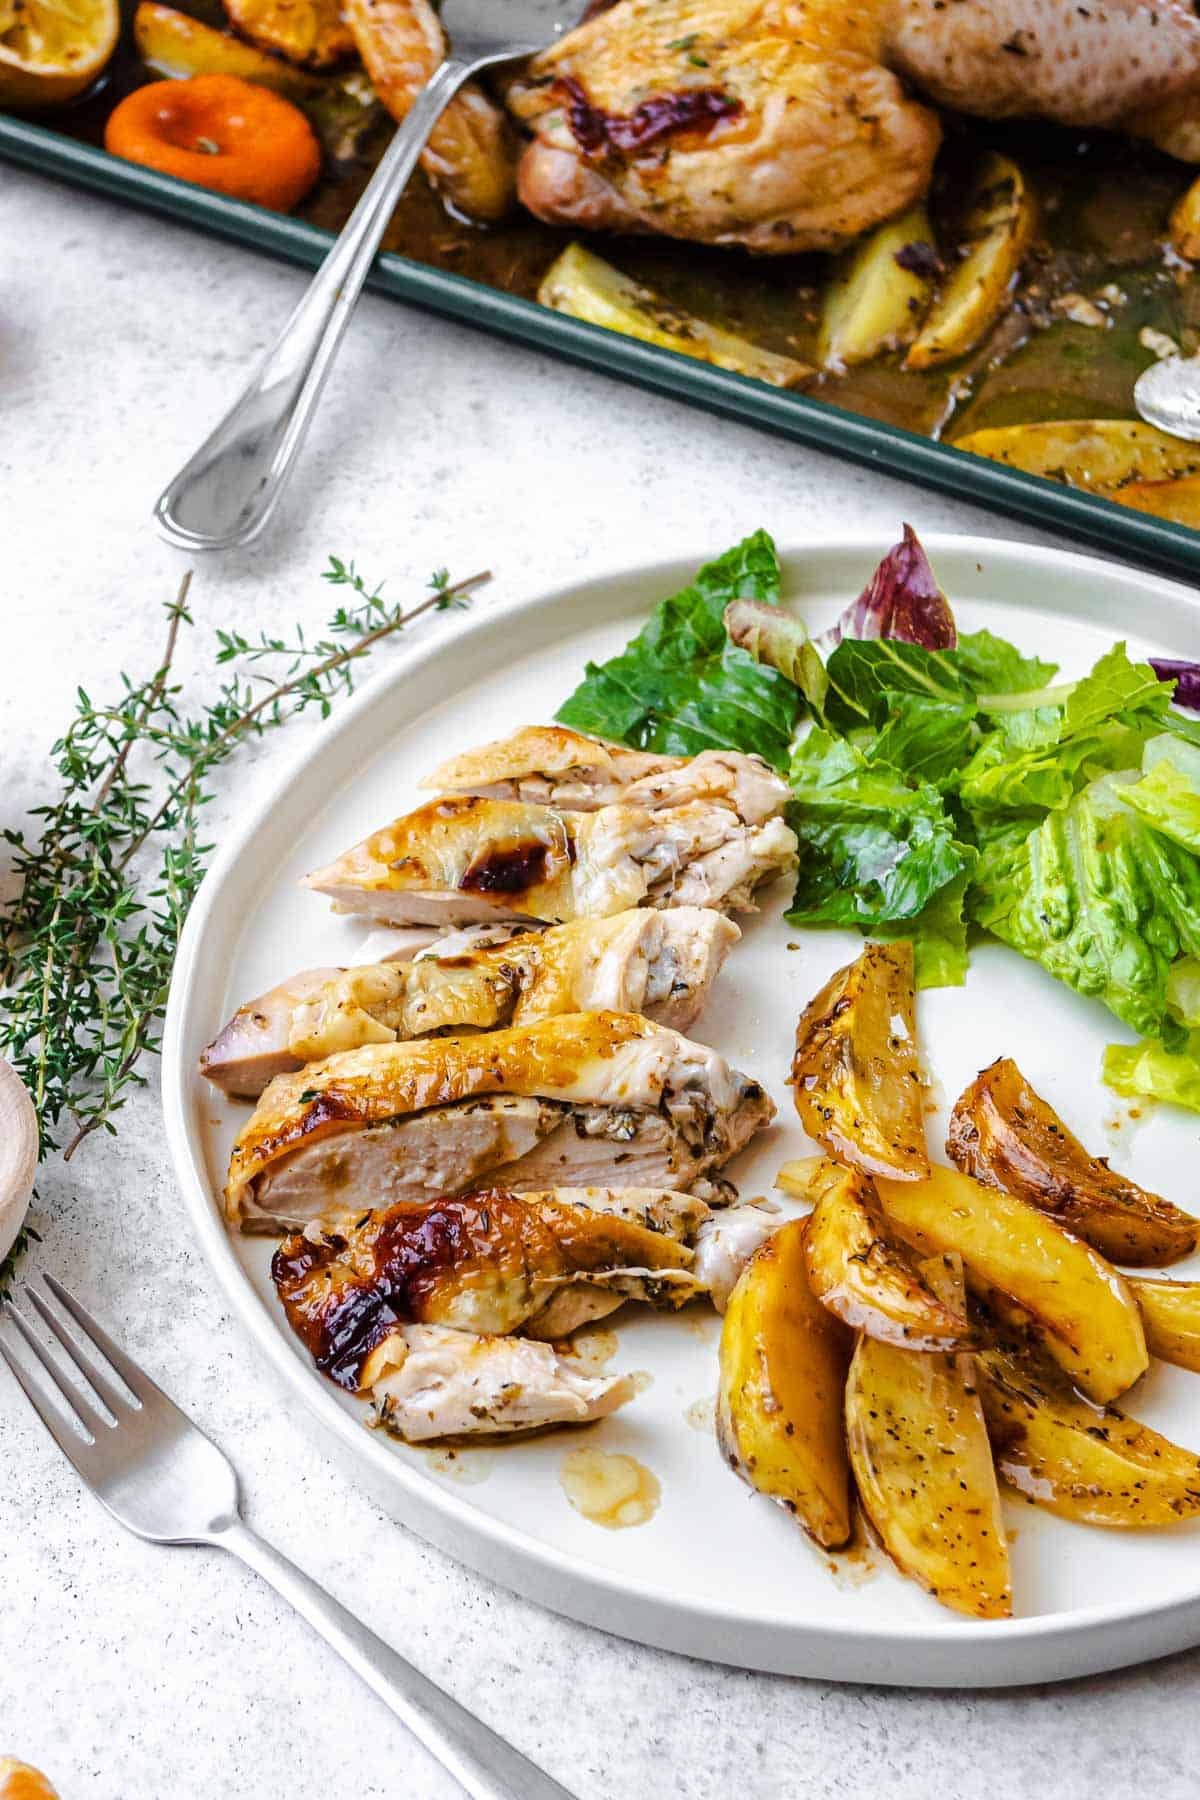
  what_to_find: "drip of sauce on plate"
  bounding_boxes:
[684,1394,715,1433]
[628,1369,653,1395]
[560,1448,661,1529]
[424,1446,495,1485]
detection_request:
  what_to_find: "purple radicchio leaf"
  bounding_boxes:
[815,523,958,654]
[1150,657,1200,714]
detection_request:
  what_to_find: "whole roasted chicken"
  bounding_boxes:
[352,0,1200,248]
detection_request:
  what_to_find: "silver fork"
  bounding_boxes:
[0,1275,576,1800]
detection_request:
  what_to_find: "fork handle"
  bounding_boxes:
[216,1519,577,1800]
[153,54,474,552]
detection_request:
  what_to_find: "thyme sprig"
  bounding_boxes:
[0,559,488,1291]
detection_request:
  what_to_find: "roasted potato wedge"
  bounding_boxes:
[818,205,936,372]
[876,1163,1148,1404]
[224,0,352,67]
[135,2,320,91]
[976,1334,1200,1528]
[1131,1278,1200,1374]
[952,419,1200,491]
[344,0,515,221]
[540,245,813,389]
[948,1057,1198,1267]
[1116,476,1200,528]
[717,1218,853,1549]
[802,1158,969,1350]
[791,941,929,1182]
[1171,173,1200,262]
[845,1253,1010,1618]
[905,154,1035,371]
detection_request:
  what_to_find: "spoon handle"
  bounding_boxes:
[154,55,473,552]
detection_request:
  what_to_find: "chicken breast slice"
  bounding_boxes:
[369,1326,635,1442]
[225,1010,774,1229]
[303,795,797,929]
[272,1184,710,1387]
[691,1202,781,1311]
[200,907,740,1097]
[423,726,789,824]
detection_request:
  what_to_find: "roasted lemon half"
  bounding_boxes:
[0,0,119,105]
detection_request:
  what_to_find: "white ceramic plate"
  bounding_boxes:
[164,533,1200,1688]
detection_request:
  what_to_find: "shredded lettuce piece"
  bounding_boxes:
[556,531,798,768]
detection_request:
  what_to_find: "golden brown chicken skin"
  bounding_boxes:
[272,1185,705,1389]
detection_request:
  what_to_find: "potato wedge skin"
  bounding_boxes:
[540,244,812,389]
[952,419,1200,490]
[1171,173,1200,262]
[948,1057,1198,1267]
[845,1259,1011,1619]
[717,1218,853,1549]
[1132,1278,1200,1373]
[818,204,935,372]
[802,1158,969,1349]
[1116,476,1200,528]
[792,941,930,1183]
[876,1164,1148,1404]
[975,1337,1200,1528]
[134,2,321,91]
[905,154,1034,370]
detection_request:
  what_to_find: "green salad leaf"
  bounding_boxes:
[556,531,799,768]
[785,730,970,931]
[968,773,1200,1038]
[1122,735,1200,853]
[875,868,972,988]
[1104,1033,1200,1114]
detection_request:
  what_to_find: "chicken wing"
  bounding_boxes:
[342,0,517,219]
[303,794,797,929]
[225,1010,774,1230]
[424,725,789,823]
[272,1184,710,1388]
[201,907,740,1097]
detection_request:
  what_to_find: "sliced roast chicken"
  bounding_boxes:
[272,1182,778,1439]
[225,1010,775,1233]
[424,725,789,822]
[200,906,739,1098]
[301,725,796,932]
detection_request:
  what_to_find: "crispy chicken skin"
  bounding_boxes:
[368,1325,635,1440]
[510,0,1200,253]
[342,0,517,219]
[201,907,740,1097]
[303,794,797,929]
[225,1010,774,1231]
[272,1185,711,1388]
[423,726,789,824]
[510,0,942,253]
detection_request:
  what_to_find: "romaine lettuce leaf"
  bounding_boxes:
[1122,734,1200,853]
[786,730,970,929]
[955,630,1057,696]
[556,531,799,768]
[1104,1033,1200,1114]
[968,774,1200,1037]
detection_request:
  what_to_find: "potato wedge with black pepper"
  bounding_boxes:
[791,941,929,1183]
[717,1217,853,1550]
[876,1163,1147,1404]
[975,1334,1200,1528]
[948,1057,1198,1267]
[845,1254,1011,1618]
[802,1158,969,1350]
[817,204,936,372]
[952,419,1200,490]
[1131,1278,1200,1374]
[904,153,1035,370]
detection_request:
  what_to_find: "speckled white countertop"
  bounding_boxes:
[4,163,1199,1800]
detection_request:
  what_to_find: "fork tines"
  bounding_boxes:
[0,1274,146,1447]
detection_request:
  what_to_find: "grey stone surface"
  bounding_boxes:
[2,164,1195,1800]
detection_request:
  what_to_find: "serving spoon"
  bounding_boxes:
[1134,350,1200,443]
[155,0,580,552]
